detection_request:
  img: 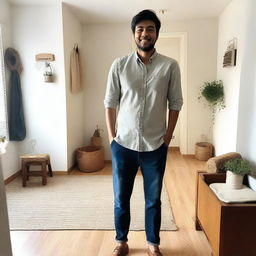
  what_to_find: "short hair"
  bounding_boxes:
[131,10,161,36]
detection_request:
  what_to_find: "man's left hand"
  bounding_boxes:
[163,135,171,147]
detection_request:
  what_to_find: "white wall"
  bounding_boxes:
[62,3,85,168]
[236,0,256,171]
[82,23,132,160]
[11,5,68,171]
[83,19,218,159]
[0,0,20,180]
[0,1,13,254]
[162,19,218,154]
[214,0,247,154]
[0,1,11,46]
[214,0,256,169]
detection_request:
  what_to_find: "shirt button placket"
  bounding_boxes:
[138,64,147,151]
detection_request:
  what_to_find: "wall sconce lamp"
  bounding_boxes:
[35,53,55,83]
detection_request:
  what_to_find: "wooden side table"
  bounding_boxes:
[195,172,256,256]
[20,154,53,187]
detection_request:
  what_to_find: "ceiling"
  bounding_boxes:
[9,0,233,24]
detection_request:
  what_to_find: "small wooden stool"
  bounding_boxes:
[20,154,53,187]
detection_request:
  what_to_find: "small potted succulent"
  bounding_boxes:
[0,136,8,154]
[224,158,252,189]
[43,62,53,83]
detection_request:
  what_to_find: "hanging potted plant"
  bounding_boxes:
[198,80,226,123]
[195,80,226,161]
[223,158,252,189]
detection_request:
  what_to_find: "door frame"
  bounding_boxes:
[158,32,188,154]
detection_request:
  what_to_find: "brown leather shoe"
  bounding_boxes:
[112,243,129,256]
[147,247,163,256]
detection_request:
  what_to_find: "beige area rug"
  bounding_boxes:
[6,175,177,231]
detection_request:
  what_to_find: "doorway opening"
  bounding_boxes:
[156,32,188,154]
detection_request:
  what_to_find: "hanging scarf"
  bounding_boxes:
[70,44,83,93]
[4,48,26,141]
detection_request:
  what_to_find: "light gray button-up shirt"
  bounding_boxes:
[104,51,183,152]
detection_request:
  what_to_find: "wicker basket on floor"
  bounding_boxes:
[76,146,104,172]
[195,142,213,161]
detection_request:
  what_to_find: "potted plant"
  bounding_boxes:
[223,158,252,189]
[43,62,53,83]
[91,125,103,147]
[198,80,225,123]
[0,136,8,154]
[195,80,226,160]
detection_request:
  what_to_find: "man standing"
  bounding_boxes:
[104,10,183,256]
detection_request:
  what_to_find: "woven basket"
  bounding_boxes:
[76,146,104,172]
[195,142,213,161]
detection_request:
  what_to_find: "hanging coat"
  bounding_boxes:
[70,44,83,93]
[4,48,26,141]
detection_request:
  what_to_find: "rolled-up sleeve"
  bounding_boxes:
[167,61,183,110]
[104,59,120,109]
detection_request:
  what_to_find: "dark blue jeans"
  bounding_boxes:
[111,140,168,245]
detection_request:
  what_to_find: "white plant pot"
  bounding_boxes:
[0,141,8,154]
[226,170,244,189]
[44,74,53,83]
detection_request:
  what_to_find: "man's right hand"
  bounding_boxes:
[109,137,114,144]
[106,108,116,146]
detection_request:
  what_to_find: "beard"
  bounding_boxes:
[135,40,156,52]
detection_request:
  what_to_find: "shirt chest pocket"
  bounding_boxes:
[147,74,168,93]
[120,75,142,94]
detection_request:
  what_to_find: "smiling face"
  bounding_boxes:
[134,20,158,52]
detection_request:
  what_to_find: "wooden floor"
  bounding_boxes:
[10,148,212,256]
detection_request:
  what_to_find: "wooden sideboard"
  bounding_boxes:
[195,172,256,256]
